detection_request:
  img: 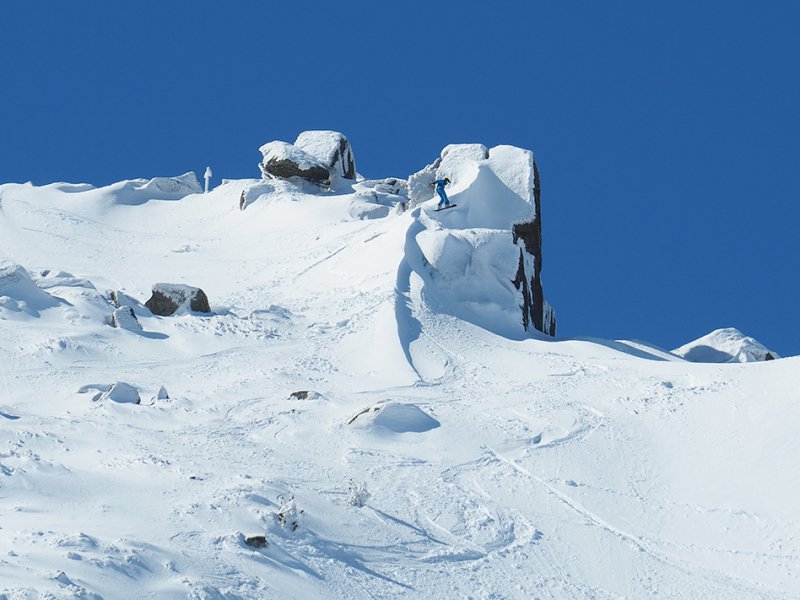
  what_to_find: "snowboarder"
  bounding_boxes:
[433,177,451,209]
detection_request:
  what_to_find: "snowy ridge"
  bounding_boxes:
[0,148,798,598]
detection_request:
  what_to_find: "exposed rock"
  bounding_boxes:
[244,535,268,549]
[145,284,211,316]
[111,306,142,331]
[407,144,556,337]
[295,130,357,180]
[258,141,330,185]
[288,390,323,401]
[156,386,169,400]
[673,328,779,363]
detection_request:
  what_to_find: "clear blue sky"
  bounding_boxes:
[1,1,798,356]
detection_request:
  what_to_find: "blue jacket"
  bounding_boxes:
[433,179,448,191]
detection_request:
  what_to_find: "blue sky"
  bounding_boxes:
[1,1,798,356]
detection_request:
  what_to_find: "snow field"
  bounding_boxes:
[0,175,798,598]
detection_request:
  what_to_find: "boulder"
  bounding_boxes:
[145,284,211,316]
[294,130,357,180]
[258,141,330,185]
[288,390,323,401]
[111,306,142,332]
[348,402,440,433]
[244,535,268,549]
[238,180,275,211]
[407,144,556,337]
[101,382,141,404]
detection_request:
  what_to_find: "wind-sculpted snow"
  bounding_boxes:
[0,163,797,599]
[0,263,64,317]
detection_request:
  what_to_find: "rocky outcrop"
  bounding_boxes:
[111,306,142,331]
[257,131,358,187]
[245,535,268,549]
[511,160,556,336]
[259,141,330,185]
[407,144,556,337]
[350,177,409,220]
[145,284,210,316]
[295,130,356,180]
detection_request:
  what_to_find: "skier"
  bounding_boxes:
[433,177,451,209]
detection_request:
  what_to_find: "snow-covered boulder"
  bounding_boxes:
[349,178,408,220]
[0,263,63,316]
[111,306,142,332]
[109,290,151,318]
[137,172,202,195]
[348,402,440,433]
[294,130,356,180]
[406,144,556,337]
[101,382,141,404]
[34,269,94,289]
[145,284,211,316]
[238,180,275,210]
[673,328,779,363]
[258,141,330,185]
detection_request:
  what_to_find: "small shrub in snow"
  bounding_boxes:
[276,495,303,532]
[347,480,370,508]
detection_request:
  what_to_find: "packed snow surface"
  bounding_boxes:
[0,173,798,599]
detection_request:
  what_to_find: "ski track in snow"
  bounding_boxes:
[0,180,798,599]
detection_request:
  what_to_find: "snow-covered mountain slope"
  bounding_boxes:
[673,327,779,363]
[0,171,798,599]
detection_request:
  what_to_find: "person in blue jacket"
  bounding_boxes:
[433,177,451,208]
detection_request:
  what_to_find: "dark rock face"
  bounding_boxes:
[245,535,268,548]
[512,160,556,336]
[261,158,330,184]
[145,284,211,316]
